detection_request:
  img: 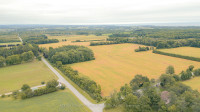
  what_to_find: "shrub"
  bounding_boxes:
[194,69,200,76]
[1,94,5,98]
[21,84,30,91]
[60,84,66,90]
[41,81,45,85]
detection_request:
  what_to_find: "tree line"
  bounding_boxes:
[57,64,102,102]
[42,45,101,101]
[91,37,200,49]
[108,28,200,39]
[105,65,200,112]
[153,50,200,62]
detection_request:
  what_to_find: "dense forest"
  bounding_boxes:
[22,34,59,44]
[46,45,95,64]
[0,44,39,67]
[91,37,200,49]
[105,66,200,112]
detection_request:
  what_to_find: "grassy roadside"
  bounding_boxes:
[0,60,57,94]
[45,59,104,104]
[0,89,91,112]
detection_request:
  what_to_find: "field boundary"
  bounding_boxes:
[153,50,200,62]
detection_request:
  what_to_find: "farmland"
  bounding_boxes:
[0,89,91,112]
[39,34,108,48]
[39,41,90,48]
[0,60,57,94]
[0,34,20,43]
[182,77,200,92]
[158,47,200,58]
[47,34,108,41]
[70,44,200,96]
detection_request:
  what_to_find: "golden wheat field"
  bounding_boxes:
[39,41,90,48]
[182,77,200,92]
[70,44,200,96]
[158,47,200,58]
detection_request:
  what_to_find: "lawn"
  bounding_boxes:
[0,60,57,94]
[0,89,91,112]
[158,47,200,58]
[70,44,200,96]
[47,34,108,41]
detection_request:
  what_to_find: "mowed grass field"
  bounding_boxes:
[0,89,91,112]
[47,34,108,41]
[158,47,200,58]
[70,44,200,96]
[0,61,57,94]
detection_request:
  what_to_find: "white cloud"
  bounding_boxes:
[0,0,199,24]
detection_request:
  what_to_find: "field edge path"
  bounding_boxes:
[42,57,104,112]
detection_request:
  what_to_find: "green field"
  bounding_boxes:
[0,90,91,112]
[0,61,57,94]
[70,44,200,96]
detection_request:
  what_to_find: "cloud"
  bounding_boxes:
[0,0,199,24]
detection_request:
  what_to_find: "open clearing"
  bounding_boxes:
[0,60,57,94]
[0,89,91,112]
[47,34,108,41]
[70,44,200,96]
[158,47,200,58]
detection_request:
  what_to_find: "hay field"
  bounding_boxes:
[70,44,200,96]
[158,47,200,58]
[0,89,90,112]
[182,77,200,92]
[0,61,57,94]
[39,41,90,48]
[47,34,108,41]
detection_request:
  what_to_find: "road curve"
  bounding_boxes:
[42,57,104,112]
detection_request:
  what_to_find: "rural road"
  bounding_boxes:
[18,34,23,43]
[42,57,105,112]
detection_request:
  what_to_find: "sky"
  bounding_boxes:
[0,0,200,25]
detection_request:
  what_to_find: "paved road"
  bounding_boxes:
[42,57,104,112]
